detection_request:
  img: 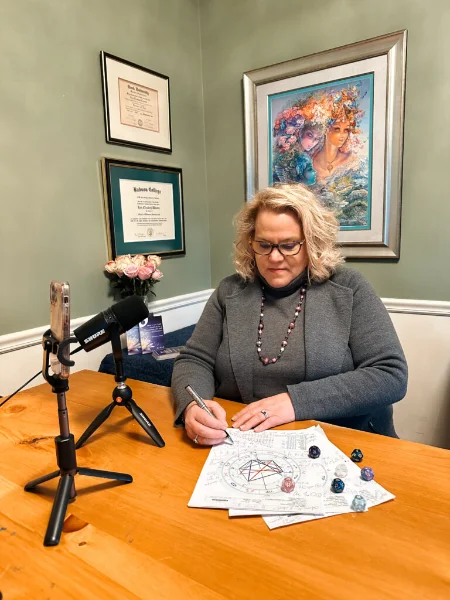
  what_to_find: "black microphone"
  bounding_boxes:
[74,296,148,352]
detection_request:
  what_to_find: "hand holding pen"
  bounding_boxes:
[184,385,234,446]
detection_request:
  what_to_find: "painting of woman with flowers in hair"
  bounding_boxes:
[270,74,373,230]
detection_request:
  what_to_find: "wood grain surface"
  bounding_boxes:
[0,370,449,599]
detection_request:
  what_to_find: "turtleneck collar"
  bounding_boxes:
[257,268,308,298]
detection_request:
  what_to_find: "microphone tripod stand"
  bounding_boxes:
[24,331,133,547]
[74,326,165,450]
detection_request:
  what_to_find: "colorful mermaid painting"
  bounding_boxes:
[270,74,373,230]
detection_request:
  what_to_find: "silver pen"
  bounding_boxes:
[185,385,234,444]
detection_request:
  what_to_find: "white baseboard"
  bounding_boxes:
[1,290,449,450]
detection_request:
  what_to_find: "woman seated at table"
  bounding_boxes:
[171,184,407,445]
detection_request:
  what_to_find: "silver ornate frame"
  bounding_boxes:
[243,31,407,259]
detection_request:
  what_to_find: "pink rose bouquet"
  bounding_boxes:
[104,254,163,299]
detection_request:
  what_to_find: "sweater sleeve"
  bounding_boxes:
[287,271,408,421]
[171,284,226,426]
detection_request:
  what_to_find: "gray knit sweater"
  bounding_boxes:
[171,267,408,437]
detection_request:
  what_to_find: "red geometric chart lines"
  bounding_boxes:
[239,458,283,482]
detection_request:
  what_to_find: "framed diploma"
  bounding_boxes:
[100,52,172,153]
[101,158,185,258]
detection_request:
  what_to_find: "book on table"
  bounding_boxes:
[152,346,184,360]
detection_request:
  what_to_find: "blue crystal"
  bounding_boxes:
[331,478,345,493]
[308,445,321,459]
[351,448,363,462]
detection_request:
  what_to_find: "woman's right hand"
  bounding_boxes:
[184,400,229,446]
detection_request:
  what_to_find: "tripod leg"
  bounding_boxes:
[78,467,132,483]
[43,473,73,547]
[75,402,116,449]
[125,398,165,448]
[24,470,60,491]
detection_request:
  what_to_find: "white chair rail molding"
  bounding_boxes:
[1,291,449,450]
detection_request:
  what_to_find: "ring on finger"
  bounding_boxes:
[193,434,199,444]
[260,409,269,419]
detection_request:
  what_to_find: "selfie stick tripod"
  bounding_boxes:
[24,330,133,547]
[74,325,165,450]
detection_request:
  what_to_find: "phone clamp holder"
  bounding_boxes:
[71,325,165,450]
[24,330,133,547]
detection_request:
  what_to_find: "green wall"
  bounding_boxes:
[0,0,210,335]
[2,0,449,337]
[200,0,450,301]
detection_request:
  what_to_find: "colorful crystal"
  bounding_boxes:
[335,463,348,478]
[360,467,375,481]
[331,478,345,493]
[351,449,363,462]
[308,445,321,459]
[351,495,366,512]
[281,477,295,493]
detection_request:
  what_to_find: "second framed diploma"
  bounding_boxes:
[102,158,185,258]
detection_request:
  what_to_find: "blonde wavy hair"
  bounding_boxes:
[233,184,344,282]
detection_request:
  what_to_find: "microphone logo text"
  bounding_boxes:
[84,329,106,344]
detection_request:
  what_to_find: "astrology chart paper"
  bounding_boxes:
[262,425,395,530]
[188,427,326,514]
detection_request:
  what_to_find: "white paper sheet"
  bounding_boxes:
[263,426,394,529]
[188,427,325,514]
[188,425,394,530]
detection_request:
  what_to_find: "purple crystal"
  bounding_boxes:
[360,467,375,481]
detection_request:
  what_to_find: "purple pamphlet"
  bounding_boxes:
[139,314,165,354]
[126,324,142,355]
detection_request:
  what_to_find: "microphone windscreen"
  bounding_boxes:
[111,295,149,332]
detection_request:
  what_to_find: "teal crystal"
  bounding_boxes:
[351,495,367,512]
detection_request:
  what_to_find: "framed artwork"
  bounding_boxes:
[100,51,172,153]
[243,31,407,258]
[101,158,185,258]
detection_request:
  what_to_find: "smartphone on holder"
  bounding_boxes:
[49,281,71,379]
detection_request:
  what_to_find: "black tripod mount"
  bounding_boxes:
[74,325,165,450]
[24,331,133,547]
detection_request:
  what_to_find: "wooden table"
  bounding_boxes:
[0,370,449,599]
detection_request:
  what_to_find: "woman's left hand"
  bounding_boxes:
[231,392,295,432]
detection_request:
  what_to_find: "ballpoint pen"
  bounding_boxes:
[185,385,234,444]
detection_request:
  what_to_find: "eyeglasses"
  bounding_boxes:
[251,240,305,256]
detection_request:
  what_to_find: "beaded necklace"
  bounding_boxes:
[256,285,306,365]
